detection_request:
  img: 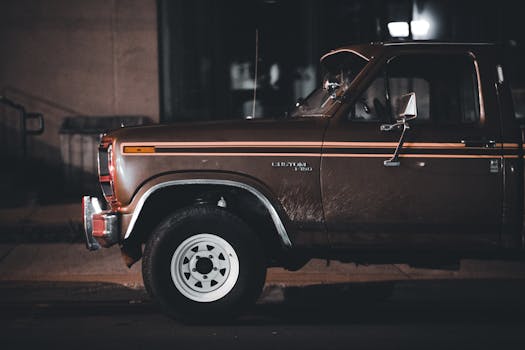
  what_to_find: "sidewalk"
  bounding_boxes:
[0,202,82,243]
[0,202,80,226]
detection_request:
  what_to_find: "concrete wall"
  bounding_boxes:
[0,0,159,165]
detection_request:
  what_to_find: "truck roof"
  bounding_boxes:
[321,41,495,62]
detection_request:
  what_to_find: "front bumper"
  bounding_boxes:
[82,196,120,250]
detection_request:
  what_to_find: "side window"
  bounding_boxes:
[348,76,389,121]
[386,54,480,125]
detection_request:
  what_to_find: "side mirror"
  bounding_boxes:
[396,92,417,121]
[24,112,45,135]
[323,79,341,91]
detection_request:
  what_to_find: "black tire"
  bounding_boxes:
[142,206,266,323]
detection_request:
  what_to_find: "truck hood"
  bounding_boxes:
[108,117,329,143]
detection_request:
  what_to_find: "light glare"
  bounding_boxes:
[410,19,430,36]
[388,22,409,38]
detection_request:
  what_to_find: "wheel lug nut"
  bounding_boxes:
[195,256,200,260]
[192,268,196,272]
[209,255,213,259]
[203,275,207,279]
[213,267,218,271]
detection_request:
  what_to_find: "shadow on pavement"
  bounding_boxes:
[1,279,525,325]
[249,279,525,325]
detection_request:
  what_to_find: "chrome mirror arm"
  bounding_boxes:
[380,92,418,167]
[383,120,410,167]
[380,121,403,132]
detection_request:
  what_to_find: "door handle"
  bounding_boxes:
[460,139,496,148]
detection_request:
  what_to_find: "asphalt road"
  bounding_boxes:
[1,280,525,350]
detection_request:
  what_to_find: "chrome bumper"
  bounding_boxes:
[82,196,120,250]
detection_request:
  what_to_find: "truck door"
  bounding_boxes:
[321,53,503,249]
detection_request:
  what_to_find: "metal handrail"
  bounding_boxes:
[0,95,45,158]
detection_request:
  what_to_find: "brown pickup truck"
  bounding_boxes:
[83,42,524,321]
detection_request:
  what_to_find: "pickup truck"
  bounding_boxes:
[82,42,524,322]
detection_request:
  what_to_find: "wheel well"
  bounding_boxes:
[122,184,286,266]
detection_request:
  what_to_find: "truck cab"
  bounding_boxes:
[315,42,523,254]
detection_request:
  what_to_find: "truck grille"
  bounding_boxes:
[97,140,114,200]
[98,146,110,175]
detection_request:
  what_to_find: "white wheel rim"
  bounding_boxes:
[170,233,239,302]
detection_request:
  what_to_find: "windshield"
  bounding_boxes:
[290,51,368,117]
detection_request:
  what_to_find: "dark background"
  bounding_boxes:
[159,0,525,122]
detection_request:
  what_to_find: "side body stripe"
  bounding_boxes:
[121,141,522,159]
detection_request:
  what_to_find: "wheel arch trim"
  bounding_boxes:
[123,179,292,247]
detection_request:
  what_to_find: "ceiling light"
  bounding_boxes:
[410,19,430,36]
[388,22,409,38]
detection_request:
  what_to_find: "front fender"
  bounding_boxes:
[118,172,293,247]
